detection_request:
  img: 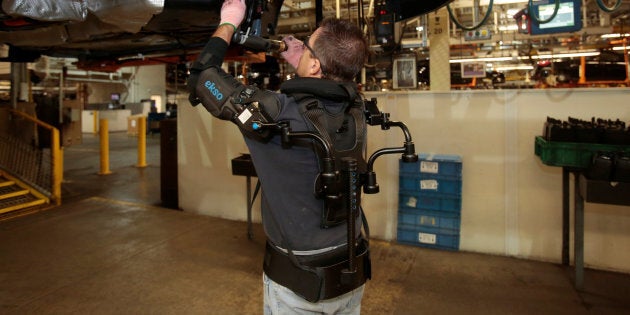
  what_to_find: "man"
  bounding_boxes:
[188,0,370,313]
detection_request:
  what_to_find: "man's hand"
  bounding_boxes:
[280,36,304,69]
[220,0,247,31]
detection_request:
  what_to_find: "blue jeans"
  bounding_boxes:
[263,273,365,315]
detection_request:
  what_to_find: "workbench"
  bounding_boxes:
[536,135,630,289]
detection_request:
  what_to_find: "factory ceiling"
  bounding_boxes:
[0,0,283,70]
[0,0,628,74]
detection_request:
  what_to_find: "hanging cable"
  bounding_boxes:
[596,0,622,13]
[528,0,559,24]
[446,0,494,31]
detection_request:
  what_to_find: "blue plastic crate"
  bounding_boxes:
[399,191,462,213]
[399,173,462,196]
[399,159,420,173]
[399,154,462,178]
[398,208,461,230]
[397,225,460,251]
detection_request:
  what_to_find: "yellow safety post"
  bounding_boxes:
[59,146,64,182]
[137,116,148,168]
[99,119,112,175]
[51,128,62,205]
[93,110,98,135]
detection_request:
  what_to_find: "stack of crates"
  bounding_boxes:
[397,154,463,250]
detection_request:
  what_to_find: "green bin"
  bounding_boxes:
[534,136,630,169]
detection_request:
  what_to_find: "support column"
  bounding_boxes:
[10,62,28,109]
[429,7,450,91]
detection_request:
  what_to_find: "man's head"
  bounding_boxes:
[296,18,368,82]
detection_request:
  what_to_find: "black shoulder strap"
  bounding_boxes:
[290,92,367,172]
[280,78,358,102]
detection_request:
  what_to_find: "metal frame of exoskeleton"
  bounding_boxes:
[249,92,370,302]
[250,93,418,302]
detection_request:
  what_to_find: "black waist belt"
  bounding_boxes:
[263,238,371,303]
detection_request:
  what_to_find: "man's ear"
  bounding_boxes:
[309,58,323,77]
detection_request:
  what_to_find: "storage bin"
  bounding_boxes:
[399,191,462,213]
[534,136,630,168]
[399,173,462,196]
[578,174,630,206]
[397,225,460,251]
[399,154,462,177]
[398,207,461,230]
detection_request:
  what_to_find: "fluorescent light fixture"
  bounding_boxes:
[450,51,600,63]
[526,51,599,59]
[601,33,630,38]
[496,65,534,71]
[450,56,513,63]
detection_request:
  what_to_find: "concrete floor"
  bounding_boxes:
[1,131,630,314]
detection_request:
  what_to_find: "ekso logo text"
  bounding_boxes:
[204,80,223,101]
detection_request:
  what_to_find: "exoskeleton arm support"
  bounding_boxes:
[363,98,419,194]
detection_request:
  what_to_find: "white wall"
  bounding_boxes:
[129,65,166,107]
[177,88,630,273]
[81,110,131,132]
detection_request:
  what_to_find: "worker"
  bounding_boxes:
[188,0,370,313]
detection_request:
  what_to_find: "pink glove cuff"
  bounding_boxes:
[219,22,237,32]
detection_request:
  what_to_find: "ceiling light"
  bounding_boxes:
[450,51,600,64]
[525,51,600,59]
[601,33,630,38]
[450,56,513,63]
[496,65,534,71]
[612,46,630,54]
